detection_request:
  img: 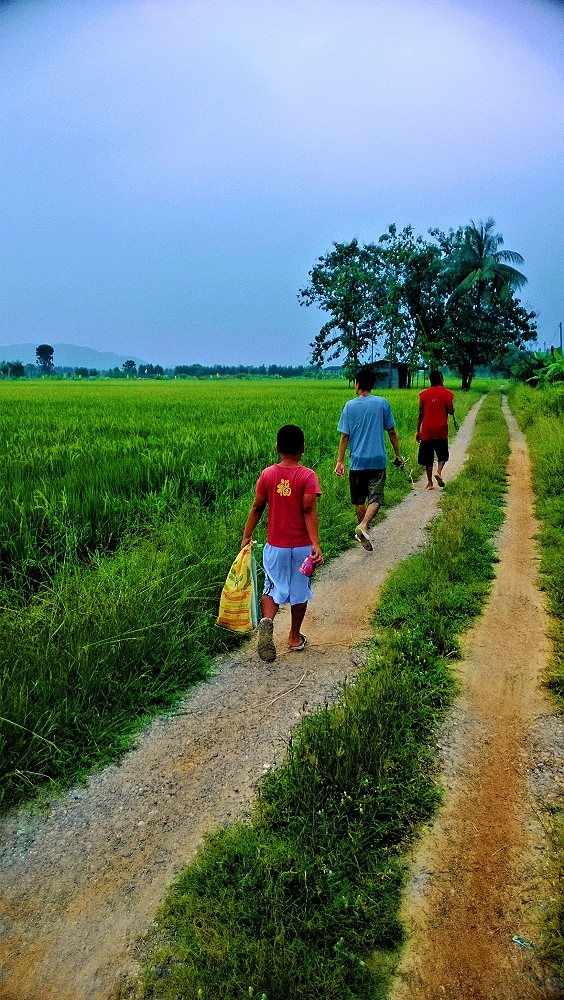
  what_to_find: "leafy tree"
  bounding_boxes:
[36,344,54,374]
[376,224,449,383]
[139,363,164,378]
[122,360,137,376]
[298,239,385,378]
[1,360,25,378]
[88,369,99,378]
[442,289,535,388]
[74,367,89,379]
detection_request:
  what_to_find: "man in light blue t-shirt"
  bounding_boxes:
[335,367,402,552]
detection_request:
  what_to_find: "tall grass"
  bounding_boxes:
[0,378,479,808]
[508,381,564,980]
[139,391,509,1000]
[508,383,564,700]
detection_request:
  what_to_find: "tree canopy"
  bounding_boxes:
[299,219,537,389]
[36,344,54,375]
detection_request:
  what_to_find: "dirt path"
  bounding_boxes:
[0,399,559,1000]
[389,399,562,1000]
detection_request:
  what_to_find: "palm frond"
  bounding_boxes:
[495,263,528,288]
[496,249,525,265]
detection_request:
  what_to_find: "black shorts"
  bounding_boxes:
[418,438,449,466]
[349,468,386,507]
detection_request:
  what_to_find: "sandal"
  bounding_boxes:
[434,473,445,487]
[289,634,307,652]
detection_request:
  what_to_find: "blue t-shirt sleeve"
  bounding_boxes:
[383,400,395,431]
[337,402,350,435]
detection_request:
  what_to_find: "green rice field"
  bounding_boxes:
[0,377,479,808]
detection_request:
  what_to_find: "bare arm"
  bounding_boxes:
[335,432,349,476]
[302,493,323,565]
[416,401,424,440]
[241,487,267,548]
[387,427,401,459]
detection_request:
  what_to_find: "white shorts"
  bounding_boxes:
[262,543,313,606]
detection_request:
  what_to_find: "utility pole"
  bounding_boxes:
[559,321,562,352]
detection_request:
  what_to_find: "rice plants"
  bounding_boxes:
[0,378,479,806]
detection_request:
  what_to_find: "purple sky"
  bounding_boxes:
[1,0,563,366]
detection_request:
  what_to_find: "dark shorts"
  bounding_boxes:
[418,438,449,466]
[349,468,386,507]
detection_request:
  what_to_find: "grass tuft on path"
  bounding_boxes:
[140,391,510,1000]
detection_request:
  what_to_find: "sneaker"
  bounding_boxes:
[355,525,373,552]
[257,617,276,662]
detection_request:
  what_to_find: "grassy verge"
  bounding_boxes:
[508,382,564,982]
[139,390,509,1000]
[0,381,480,809]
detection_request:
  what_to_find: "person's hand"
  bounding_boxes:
[335,460,345,477]
[311,544,324,566]
[241,536,252,549]
[415,432,421,442]
[393,455,406,469]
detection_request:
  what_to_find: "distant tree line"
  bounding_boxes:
[299,217,538,389]
[0,353,330,381]
[172,363,324,379]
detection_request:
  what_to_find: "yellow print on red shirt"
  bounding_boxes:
[277,478,292,497]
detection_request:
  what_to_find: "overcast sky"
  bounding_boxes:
[1,0,563,367]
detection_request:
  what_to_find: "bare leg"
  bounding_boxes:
[434,460,446,487]
[355,504,366,524]
[288,602,307,648]
[425,465,434,489]
[261,594,278,621]
[358,500,380,530]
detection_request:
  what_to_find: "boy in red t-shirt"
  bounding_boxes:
[241,424,323,662]
[416,370,455,490]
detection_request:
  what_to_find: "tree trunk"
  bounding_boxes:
[460,363,474,390]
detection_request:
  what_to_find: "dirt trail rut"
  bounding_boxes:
[0,398,559,1000]
[390,399,562,1000]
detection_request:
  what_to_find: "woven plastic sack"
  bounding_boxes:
[216,543,259,634]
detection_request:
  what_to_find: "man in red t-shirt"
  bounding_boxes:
[416,370,455,490]
[241,424,323,662]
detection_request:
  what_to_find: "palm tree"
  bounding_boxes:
[448,217,527,305]
[446,218,528,388]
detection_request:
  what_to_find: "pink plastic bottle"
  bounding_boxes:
[299,553,316,577]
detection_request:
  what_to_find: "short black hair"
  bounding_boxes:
[277,424,304,455]
[429,369,444,386]
[354,367,376,391]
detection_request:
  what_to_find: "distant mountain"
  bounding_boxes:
[0,343,145,370]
